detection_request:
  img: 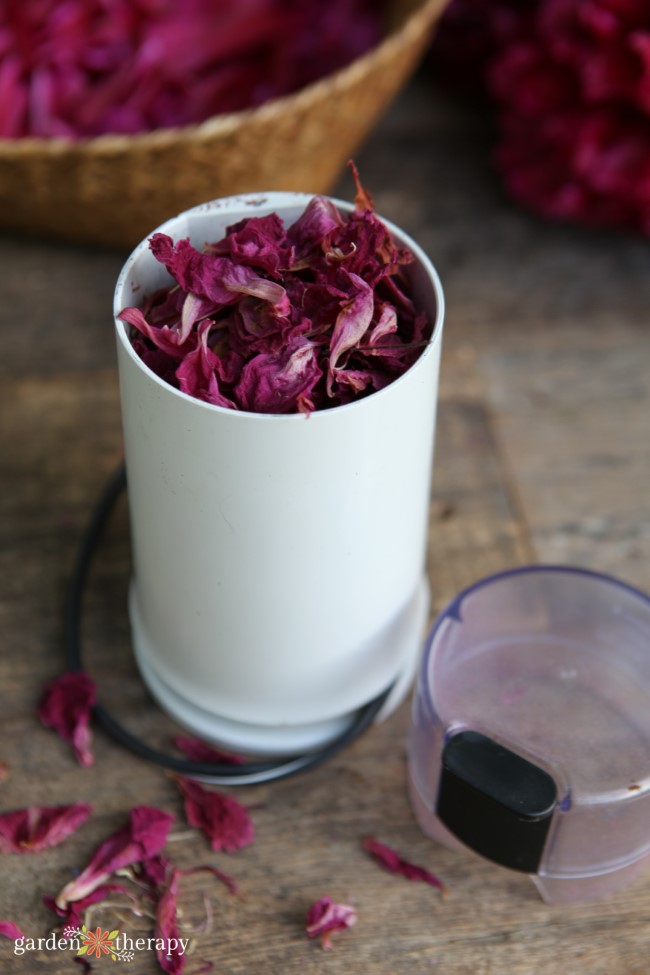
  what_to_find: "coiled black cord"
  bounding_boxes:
[65,464,393,784]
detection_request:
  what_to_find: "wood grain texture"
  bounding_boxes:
[0,78,649,974]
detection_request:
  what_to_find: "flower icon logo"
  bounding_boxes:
[78,925,118,959]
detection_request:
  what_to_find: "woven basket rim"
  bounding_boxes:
[0,0,444,156]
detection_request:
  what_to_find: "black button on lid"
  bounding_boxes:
[436,730,558,874]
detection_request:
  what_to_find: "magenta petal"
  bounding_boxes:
[0,803,91,854]
[45,883,130,930]
[155,868,184,975]
[288,196,344,260]
[55,806,174,910]
[134,854,172,892]
[175,320,237,409]
[177,778,254,852]
[235,338,322,414]
[38,672,96,767]
[362,837,446,894]
[366,303,398,346]
[209,213,291,275]
[149,234,289,313]
[119,306,195,360]
[0,921,24,941]
[173,736,244,766]
[327,272,374,393]
[306,897,357,949]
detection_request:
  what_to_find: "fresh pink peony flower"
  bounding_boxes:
[435,0,650,234]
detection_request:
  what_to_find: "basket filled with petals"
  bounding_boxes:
[0,0,447,248]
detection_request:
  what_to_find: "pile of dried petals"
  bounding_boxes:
[433,0,650,235]
[41,804,238,973]
[0,0,381,139]
[30,670,447,968]
[119,167,430,415]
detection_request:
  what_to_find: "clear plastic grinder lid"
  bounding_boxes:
[407,566,650,904]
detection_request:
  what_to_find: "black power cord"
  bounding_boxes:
[65,464,394,784]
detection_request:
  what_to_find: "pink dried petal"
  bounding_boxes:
[119,306,196,360]
[149,235,290,314]
[180,292,220,341]
[208,213,292,276]
[235,338,322,414]
[366,303,398,346]
[362,837,446,894]
[56,806,174,910]
[0,803,91,854]
[349,159,375,212]
[45,883,130,930]
[134,854,172,892]
[0,921,23,941]
[306,897,357,949]
[173,736,244,766]
[73,958,93,973]
[38,672,96,767]
[155,868,184,974]
[177,778,254,853]
[327,272,374,394]
[175,320,237,409]
[288,195,345,263]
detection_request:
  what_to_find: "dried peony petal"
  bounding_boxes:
[208,213,293,276]
[133,854,172,892]
[0,803,92,854]
[149,235,290,314]
[173,737,244,766]
[119,306,197,361]
[288,196,345,263]
[306,897,357,950]
[176,320,237,409]
[176,778,254,853]
[0,921,24,940]
[235,337,322,414]
[155,868,185,975]
[327,271,374,394]
[45,883,130,930]
[73,958,93,973]
[38,672,96,767]
[363,837,446,894]
[56,806,174,910]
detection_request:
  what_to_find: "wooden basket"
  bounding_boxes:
[0,0,447,248]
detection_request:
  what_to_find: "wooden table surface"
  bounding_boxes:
[1,77,649,975]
